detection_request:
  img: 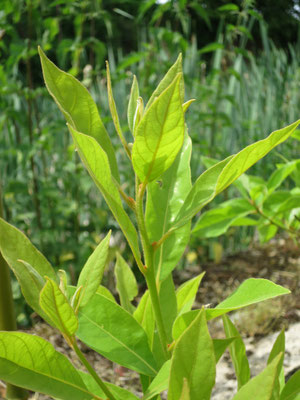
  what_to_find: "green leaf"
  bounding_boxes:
[173,279,290,340]
[222,315,250,388]
[268,330,285,394]
[280,370,300,400]
[192,198,254,238]
[143,337,233,400]
[72,289,158,376]
[0,218,57,323]
[176,272,205,315]
[174,120,300,229]
[115,252,138,313]
[159,274,178,342]
[0,332,100,400]
[232,353,283,400]
[146,132,192,280]
[214,278,290,312]
[199,42,224,54]
[77,231,111,308]
[168,309,216,400]
[96,285,116,303]
[213,337,237,363]
[267,162,297,194]
[128,75,139,134]
[179,379,190,400]
[132,74,185,183]
[146,54,184,111]
[106,61,129,153]
[143,360,171,400]
[79,371,140,400]
[40,278,78,337]
[68,125,141,269]
[38,47,119,182]
[133,290,155,348]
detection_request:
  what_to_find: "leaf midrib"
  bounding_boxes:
[79,311,157,375]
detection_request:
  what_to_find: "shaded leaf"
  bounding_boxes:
[222,315,250,388]
[115,253,138,313]
[146,133,192,280]
[232,354,283,400]
[168,309,216,400]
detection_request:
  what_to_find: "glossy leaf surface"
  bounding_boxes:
[74,290,158,376]
[68,125,141,268]
[132,74,184,183]
[0,332,99,400]
[39,47,119,182]
[40,278,78,337]
[77,231,111,308]
[168,309,216,400]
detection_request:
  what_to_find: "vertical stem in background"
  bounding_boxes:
[26,0,43,234]
[0,182,28,400]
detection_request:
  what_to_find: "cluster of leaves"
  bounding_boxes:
[193,142,300,244]
[0,50,299,400]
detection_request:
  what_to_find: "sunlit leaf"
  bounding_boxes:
[77,231,111,308]
[40,278,78,337]
[38,47,119,182]
[132,74,185,183]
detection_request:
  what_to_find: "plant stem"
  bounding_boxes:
[0,182,29,400]
[135,180,169,360]
[72,340,117,400]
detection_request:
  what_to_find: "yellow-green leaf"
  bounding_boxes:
[132,74,185,183]
[38,47,119,182]
[77,231,111,308]
[40,278,78,337]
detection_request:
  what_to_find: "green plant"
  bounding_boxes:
[0,50,299,400]
[193,146,300,244]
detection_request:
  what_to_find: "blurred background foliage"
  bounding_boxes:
[1,0,300,323]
